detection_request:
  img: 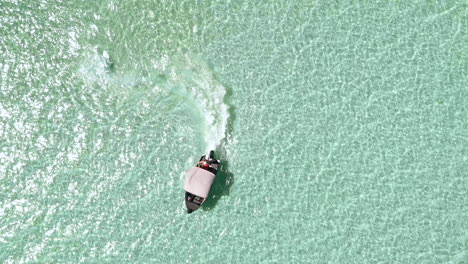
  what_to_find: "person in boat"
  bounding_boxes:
[196,153,219,174]
[197,160,210,169]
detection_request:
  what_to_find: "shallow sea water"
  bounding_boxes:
[0,1,467,263]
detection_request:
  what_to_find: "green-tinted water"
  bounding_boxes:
[0,1,466,263]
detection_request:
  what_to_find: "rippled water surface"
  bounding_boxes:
[0,1,466,263]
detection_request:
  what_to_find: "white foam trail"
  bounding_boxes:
[79,51,229,154]
[78,50,111,85]
[161,54,229,155]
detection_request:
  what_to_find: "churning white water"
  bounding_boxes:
[159,53,229,155]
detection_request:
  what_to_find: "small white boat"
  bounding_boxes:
[183,150,220,213]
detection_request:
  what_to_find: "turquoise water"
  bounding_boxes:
[1,1,467,263]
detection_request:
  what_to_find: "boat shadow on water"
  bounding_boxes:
[202,159,234,211]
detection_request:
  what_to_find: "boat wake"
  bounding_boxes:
[158,54,229,155]
[78,50,229,154]
[77,48,151,97]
